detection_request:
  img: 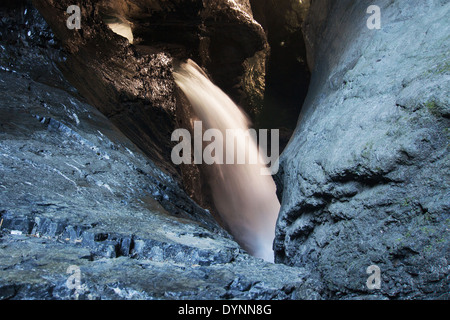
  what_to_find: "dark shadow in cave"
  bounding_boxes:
[250,0,311,152]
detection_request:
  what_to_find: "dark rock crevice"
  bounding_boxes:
[0,1,326,300]
[249,0,311,149]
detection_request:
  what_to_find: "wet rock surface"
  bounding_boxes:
[0,2,319,300]
[32,0,180,177]
[33,0,268,117]
[275,0,450,299]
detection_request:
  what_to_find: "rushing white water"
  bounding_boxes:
[173,59,280,262]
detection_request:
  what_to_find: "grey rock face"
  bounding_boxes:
[275,0,450,299]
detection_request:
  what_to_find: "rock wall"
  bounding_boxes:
[31,0,181,173]
[275,0,450,299]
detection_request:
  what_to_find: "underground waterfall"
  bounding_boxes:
[173,60,281,262]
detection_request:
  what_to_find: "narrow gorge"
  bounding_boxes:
[0,0,448,300]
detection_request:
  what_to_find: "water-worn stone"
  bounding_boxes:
[275,0,450,299]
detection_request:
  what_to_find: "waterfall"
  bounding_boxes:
[173,59,280,262]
